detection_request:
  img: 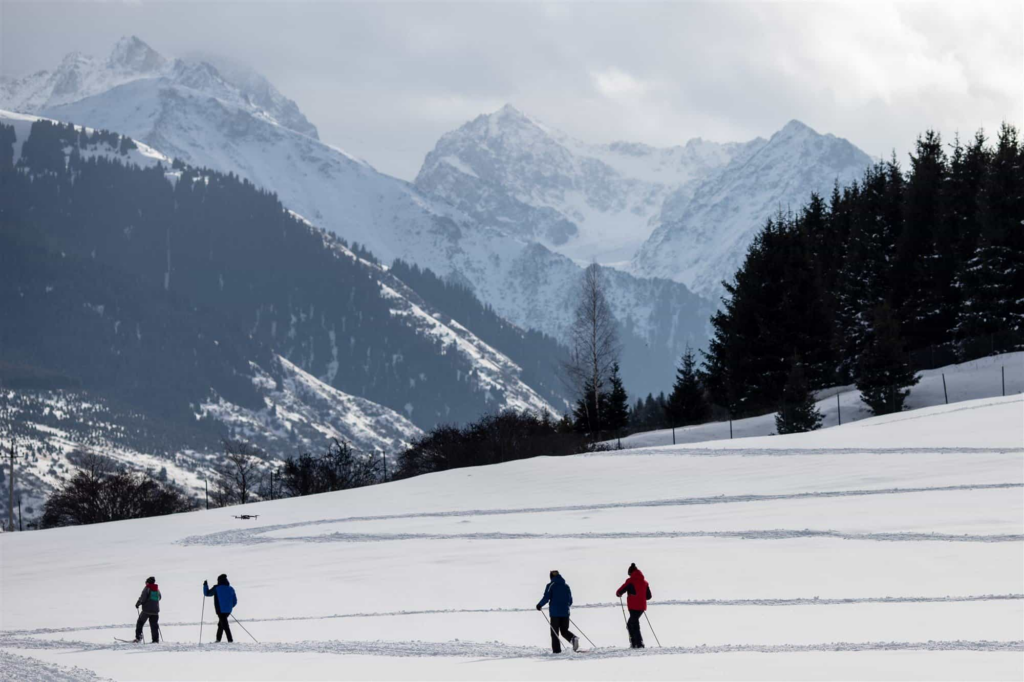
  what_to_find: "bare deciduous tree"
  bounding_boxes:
[219,438,262,505]
[561,263,620,432]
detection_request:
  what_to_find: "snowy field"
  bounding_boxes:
[1,395,1022,681]
[611,352,1024,449]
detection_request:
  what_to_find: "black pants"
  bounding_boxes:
[627,610,644,648]
[135,612,159,642]
[548,615,576,653]
[216,613,233,642]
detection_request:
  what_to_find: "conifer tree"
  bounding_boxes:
[605,362,630,433]
[572,378,607,434]
[956,124,1024,339]
[775,357,823,434]
[856,303,920,415]
[898,131,952,349]
[665,347,709,426]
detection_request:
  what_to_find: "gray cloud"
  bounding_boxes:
[2,1,1020,180]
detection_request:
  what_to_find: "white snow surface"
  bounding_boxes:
[1,396,1021,680]
[612,351,1024,449]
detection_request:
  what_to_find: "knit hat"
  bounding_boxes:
[627,563,637,575]
[146,576,156,584]
[549,569,559,578]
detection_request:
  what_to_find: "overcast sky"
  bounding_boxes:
[2,1,1021,180]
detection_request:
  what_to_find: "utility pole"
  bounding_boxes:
[7,439,18,532]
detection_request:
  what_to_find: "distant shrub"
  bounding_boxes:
[279,438,381,497]
[395,410,594,479]
[41,466,195,528]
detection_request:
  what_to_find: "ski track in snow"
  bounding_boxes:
[0,650,112,682]
[202,529,1024,545]
[0,636,1020,660]
[178,482,1024,547]
[5,595,1020,639]
[586,447,1024,458]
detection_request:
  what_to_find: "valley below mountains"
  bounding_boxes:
[1,36,876,518]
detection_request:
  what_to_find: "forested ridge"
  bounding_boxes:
[0,120,555,430]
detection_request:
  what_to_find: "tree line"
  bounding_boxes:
[39,437,388,528]
[698,124,1022,421]
[564,123,1022,439]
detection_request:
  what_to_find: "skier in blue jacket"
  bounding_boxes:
[536,570,579,653]
[203,574,237,643]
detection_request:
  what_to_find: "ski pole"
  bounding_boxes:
[539,609,572,648]
[568,617,597,648]
[619,595,629,627]
[231,613,259,643]
[199,592,206,645]
[643,611,662,647]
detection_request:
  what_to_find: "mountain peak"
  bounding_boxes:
[488,104,541,129]
[495,103,526,118]
[107,35,166,73]
[777,119,817,138]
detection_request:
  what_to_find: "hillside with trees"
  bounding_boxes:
[702,125,1022,419]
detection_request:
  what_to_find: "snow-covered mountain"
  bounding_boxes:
[2,38,709,396]
[0,36,318,140]
[0,109,556,429]
[632,120,874,299]
[415,104,758,264]
[416,107,874,301]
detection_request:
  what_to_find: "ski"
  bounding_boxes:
[113,637,140,644]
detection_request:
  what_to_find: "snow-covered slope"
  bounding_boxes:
[0,109,558,423]
[1,396,1020,680]
[632,120,874,299]
[416,104,758,264]
[1,353,422,521]
[610,352,1024,449]
[2,39,709,395]
[0,108,171,169]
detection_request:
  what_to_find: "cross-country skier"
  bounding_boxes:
[536,569,579,653]
[134,576,161,643]
[616,563,651,648]
[203,574,237,643]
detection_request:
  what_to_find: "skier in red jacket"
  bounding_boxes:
[615,563,651,648]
